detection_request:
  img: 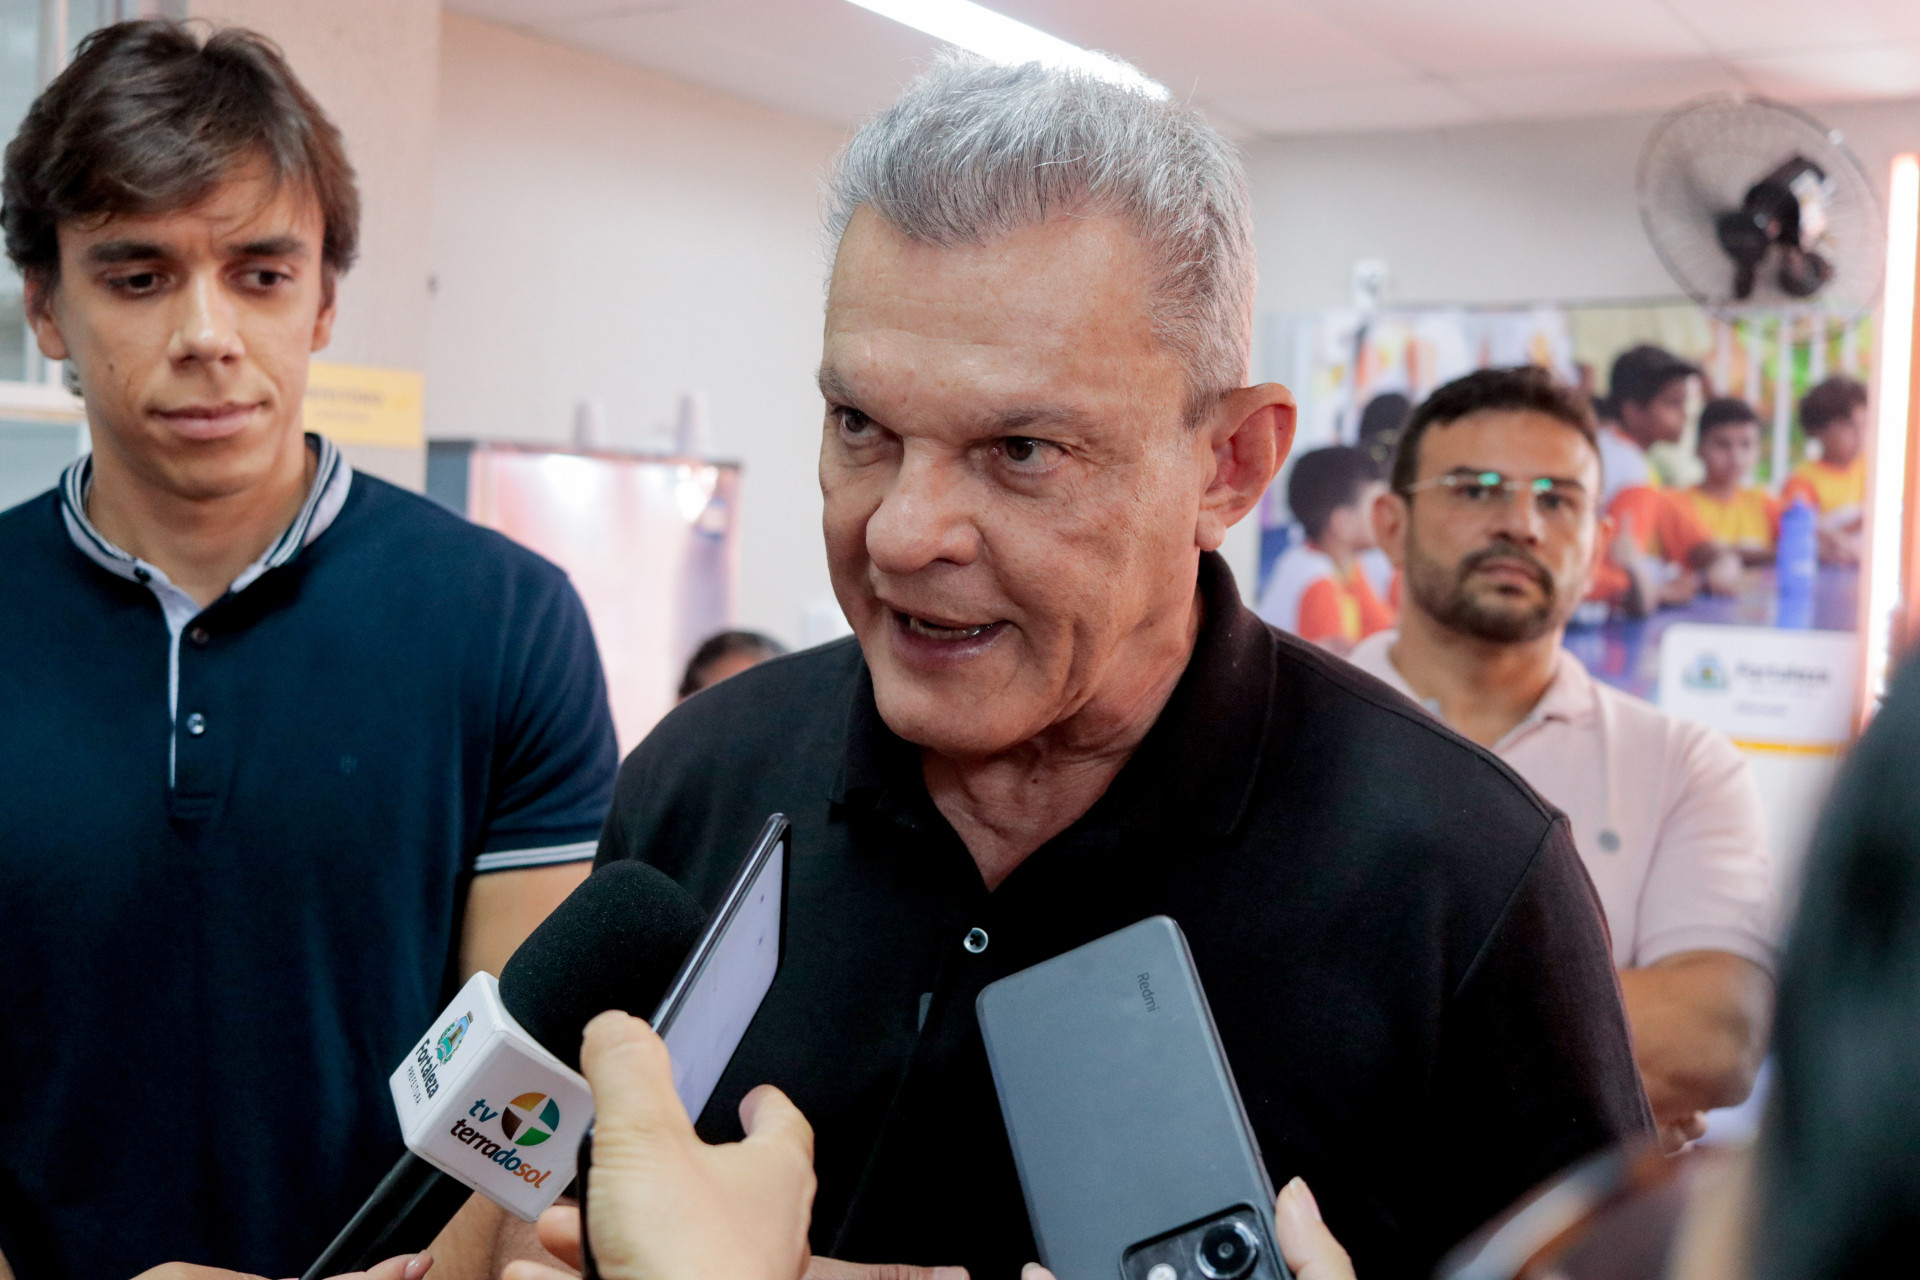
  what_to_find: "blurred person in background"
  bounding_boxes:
[1356,391,1412,472]
[1593,345,1696,504]
[678,629,790,700]
[1354,392,1413,600]
[1678,398,1778,565]
[1781,375,1868,565]
[1589,346,1742,612]
[0,22,614,1277]
[1255,445,1394,655]
[1353,367,1774,1153]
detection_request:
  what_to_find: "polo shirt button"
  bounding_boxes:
[188,626,210,646]
[184,712,207,737]
[963,927,989,954]
[133,568,151,583]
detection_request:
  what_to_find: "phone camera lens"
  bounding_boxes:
[1195,1222,1258,1280]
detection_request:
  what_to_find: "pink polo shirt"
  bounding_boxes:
[1347,632,1775,972]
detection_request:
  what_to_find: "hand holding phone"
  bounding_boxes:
[532,1011,815,1280]
[1023,1180,1351,1280]
[577,815,791,1280]
[978,916,1293,1280]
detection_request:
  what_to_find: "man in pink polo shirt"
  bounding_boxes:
[1350,366,1774,1152]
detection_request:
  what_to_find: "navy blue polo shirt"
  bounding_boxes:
[0,439,617,1279]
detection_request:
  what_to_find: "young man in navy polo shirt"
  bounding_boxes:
[0,23,616,1278]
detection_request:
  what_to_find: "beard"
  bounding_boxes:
[1404,532,1564,644]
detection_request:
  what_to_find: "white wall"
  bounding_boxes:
[429,13,848,647]
[189,0,441,490]
[1243,97,1920,313]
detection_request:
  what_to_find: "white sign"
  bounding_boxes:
[1658,624,1859,747]
[389,971,593,1221]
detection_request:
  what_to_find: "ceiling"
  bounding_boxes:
[448,0,1920,137]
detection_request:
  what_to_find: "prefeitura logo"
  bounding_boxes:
[502,1092,562,1146]
[1682,652,1729,692]
[435,1013,472,1064]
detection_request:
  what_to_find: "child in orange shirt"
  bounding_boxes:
[1677,397,1779,565]
[1781,376,1868,564]
[1256,446,1394,655]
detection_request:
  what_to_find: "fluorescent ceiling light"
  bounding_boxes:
[847,0,1168,98]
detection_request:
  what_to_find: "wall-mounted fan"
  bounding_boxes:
[1638,95,1884,314]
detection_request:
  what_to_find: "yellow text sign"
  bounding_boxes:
[304,363,425,447]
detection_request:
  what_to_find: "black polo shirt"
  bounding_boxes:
[0,455,616,1279]
[598,552,1653,1280]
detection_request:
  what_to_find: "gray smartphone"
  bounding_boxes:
[976,915,1291,1280]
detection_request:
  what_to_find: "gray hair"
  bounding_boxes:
[824,52,1256,419]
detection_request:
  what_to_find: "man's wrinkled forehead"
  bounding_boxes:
[821,207,1180,419]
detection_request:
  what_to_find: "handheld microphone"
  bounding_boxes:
[303,860,706,1279]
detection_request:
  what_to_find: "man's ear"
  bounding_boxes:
[311,267,338,353]
[1373,488,1410,570]
[23,273,72,362]
[1591,512,1617,573]
[1196,382,1295,552]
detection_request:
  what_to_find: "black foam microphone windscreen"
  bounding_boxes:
[303,859,708,1280]
[499,858,709,1071]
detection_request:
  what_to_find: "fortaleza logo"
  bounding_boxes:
[435,1013,471,1064]
[1683,652,1730,692]
[448,1096,561,1188]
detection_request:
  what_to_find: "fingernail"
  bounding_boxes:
[1293,1178,1323,1223]
[1023,1267,1045,1280]
[406,1253,435,1280]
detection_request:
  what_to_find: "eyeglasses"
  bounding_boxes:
[1399,470,1590,525]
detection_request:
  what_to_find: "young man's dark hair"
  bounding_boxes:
[1699,395,1761,440]
[1799,375,1869,436]
[1390,365,1599,495]
[1287,445,1380,542]
[2,18,358,292]
[1599,344,1700,417]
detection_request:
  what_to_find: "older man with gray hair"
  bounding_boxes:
[572,54,1652,1280]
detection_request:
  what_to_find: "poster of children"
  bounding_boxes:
[1255,301,1873,703]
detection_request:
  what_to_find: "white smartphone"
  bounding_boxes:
[578,814,789,1280]
[651,812,790,1119]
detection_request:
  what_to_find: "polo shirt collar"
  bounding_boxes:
[1356,629,1598,747]
[831,550,1272,842]
[59,433,352,596]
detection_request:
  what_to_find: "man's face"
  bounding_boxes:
[1699,421,1760,489]
[1378,410,1603,644]
[1621,376,1690,446]
[1819,404,1866,467]
[819,208,1223,759]
[26,165,334,502]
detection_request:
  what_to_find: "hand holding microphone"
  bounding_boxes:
[130,1251,434,1280]
[304,860,709,1277]
[504,1011,816,1280]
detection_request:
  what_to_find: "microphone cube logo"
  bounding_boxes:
[436,1013,472,1063]
[389,970,594,1221]
[502,1092,561,1145]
